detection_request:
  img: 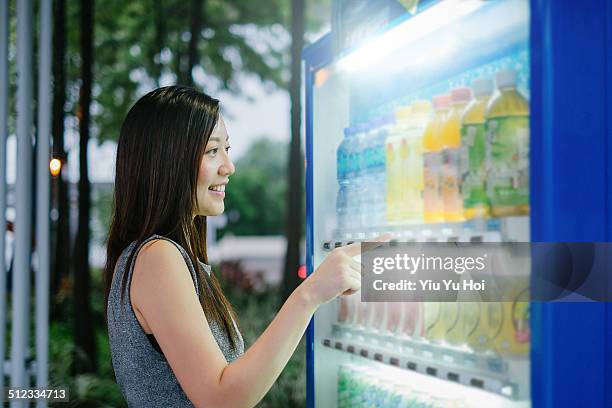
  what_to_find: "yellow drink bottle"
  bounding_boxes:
[461,78,494,219]
[485,69,530,217]
[422,95,449,223]
[441,88,471,222]
[442,302,462,345]
[466,301,503,351]
[386,106,411,224]
[490,244,530,356]
[493,289,530,356]
[424,302,444,342]
[401,100,432,223]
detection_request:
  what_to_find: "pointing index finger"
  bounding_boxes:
[342,233,392,257]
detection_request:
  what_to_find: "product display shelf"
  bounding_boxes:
[322,324,529,400]
[323,216,529,250]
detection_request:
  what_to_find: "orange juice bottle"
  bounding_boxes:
[422,95,449,223]
[485,69,530,217]
[461,78,494,219]
[441,88,471,222]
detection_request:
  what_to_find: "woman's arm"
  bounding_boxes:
[218,282,316,407]
[132,239,368,408]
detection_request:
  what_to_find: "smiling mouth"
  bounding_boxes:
[208,184,226,192]
[208,184,226,197]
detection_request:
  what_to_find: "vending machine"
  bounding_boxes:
[303,0,612,407]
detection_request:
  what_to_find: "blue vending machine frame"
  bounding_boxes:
[530,1,611,407]
[304,1,612,407]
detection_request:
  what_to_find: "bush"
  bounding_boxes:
[217,263,307,407]
[48,265,306,407]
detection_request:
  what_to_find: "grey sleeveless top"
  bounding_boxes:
[107,234,244,407]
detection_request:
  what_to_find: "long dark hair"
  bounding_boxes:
[103,86,240,348]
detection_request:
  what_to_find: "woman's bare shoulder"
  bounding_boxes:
[131,238,193,304]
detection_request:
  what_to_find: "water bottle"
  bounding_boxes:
[345,124,363,232]
[359,119,380,231]
[336,127,352,234]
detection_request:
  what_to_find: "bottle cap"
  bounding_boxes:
[432,94,451,109]
[472,78,494,96]
[496,69,517,88]
[451,87,472,103]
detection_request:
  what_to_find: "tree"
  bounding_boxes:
[93,0,291,144]
[51,0,70,304]
[180,0,203,86]
[281,0,305,301]
[72,0,96,374]
[220,137,288,238]
[46,0,329,372]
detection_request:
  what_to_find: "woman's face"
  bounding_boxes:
[195,115,235,217]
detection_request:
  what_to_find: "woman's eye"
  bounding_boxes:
[207,148,218,156]
[225,146,231,153]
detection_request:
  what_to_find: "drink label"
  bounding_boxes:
[441,147,462,218]
[423,152,442,219]
[402,131,425,221]
[461,123,488,211]
[486,116,530,210]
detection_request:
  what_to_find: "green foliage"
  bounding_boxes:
[48,268,127,407]
[217,266,306,407]
[91,0,295,143]
[93,189,114,237]
[46,265,306,407]
[220,137,289,238]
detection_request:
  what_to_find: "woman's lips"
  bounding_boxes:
[209,190,225,198]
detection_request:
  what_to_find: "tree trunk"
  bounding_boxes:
[153,0,165,87]
[281,0,305,302]
[51,0,69,306]
[184,0,202,87]
[73,0,96,374]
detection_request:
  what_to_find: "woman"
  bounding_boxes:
[104,86,382,407]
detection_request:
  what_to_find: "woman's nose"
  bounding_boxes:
[220,156,235,176]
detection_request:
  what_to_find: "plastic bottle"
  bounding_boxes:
[401,100,432,223]
[386,106,410,224]
[492,247,530,356]
[372,114,394,228]
[359,119,380,231]
[402,302,425,339]
[424,301,444,342]
[336,127,352,235]
[485,69,530,217]
[441,88,471,222]
[345,124,363,231]
[461,78,494,219]
[384,302,403,335]
[441,302,462,345]
[422,95,450,223]
[466,301,503,351]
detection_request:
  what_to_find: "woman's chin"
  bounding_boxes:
[203,204,225,217]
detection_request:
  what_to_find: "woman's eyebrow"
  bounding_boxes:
[208,136,229,142]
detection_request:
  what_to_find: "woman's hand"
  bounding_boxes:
[300,234,391,307]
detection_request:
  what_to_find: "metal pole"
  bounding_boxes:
[12,0,33,405]
[0,0,9,391]
[36,1,53,406]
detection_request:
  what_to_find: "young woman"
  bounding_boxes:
[104,86,383,407]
